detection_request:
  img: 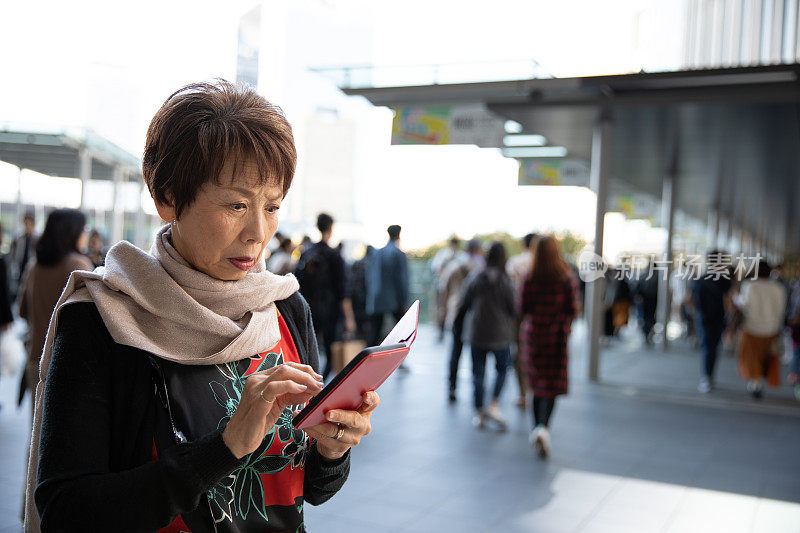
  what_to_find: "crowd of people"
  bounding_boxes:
[598,251,800,400]
[0,211,109,414]
[432,233,580,458]
[263,213,410,381]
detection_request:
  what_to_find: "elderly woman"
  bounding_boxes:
[25,81,378,532]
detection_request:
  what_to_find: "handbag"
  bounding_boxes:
[330,333,367,373]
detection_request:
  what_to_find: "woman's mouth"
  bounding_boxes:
[228,257,256,271]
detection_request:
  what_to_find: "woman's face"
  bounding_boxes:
[159,159,284,281]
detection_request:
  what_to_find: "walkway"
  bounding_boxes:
[0,321,798,532]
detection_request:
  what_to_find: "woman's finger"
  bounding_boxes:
[358,391,380,414]
[305,425,359,446]
[253,365,324,392]
[284,362,323,380]
[325,409,366,431]
[260,380,310,403]
[248,364,324,390]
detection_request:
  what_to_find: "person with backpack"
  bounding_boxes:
[452,241,516,429]
[295,213,355,379]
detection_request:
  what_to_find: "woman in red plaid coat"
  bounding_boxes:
[519,235,579,458]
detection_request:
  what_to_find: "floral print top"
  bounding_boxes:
[155,312,309,533]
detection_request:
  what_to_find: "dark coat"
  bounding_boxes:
[453,267,516,350]
[366,241,409,315]
[35,292,349,531]
[519,274,579,397]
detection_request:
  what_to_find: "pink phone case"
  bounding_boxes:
[293,345,410,429]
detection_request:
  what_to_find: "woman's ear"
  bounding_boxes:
[153,193,177,224]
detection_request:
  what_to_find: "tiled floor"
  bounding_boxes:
[1,320,798,532]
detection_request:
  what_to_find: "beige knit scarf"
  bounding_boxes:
[24,225,299,531]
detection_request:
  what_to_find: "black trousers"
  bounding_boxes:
[448,333,464,391]
[368,309,405,347]
[314,314,338,379]
[532,397,556,427]
[698,321,724,380]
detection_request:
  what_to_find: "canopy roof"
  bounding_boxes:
[343,64,800,252]
[0,125,142,181]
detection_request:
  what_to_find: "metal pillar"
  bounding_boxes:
[134,178,146,249]
[718,215,730,251]
[110,165,126,244]
[79,147,92,209]
[587,107,612,382]
[15,166,23,236]
[707,209,719,249]
[657,151,678,349]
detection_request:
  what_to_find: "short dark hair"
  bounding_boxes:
[317,213,333,234]
[143,79,296,219]
[755,260,772,279]
[449,236,460,247]
[280,237,293,251]
[387,225,401,240]
[466,238,482,254]
[24,211,35,223]
[523,233,537,249]
[486,241,507,270]
[36,209,86,267]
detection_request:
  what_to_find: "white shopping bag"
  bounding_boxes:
[0,329,26,376]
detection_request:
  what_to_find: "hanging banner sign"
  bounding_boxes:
[518,158,589,186]
[608,193,660,222]
[391,104,504,147]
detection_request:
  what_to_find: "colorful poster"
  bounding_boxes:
[518,158,589,186]
[608,193,660,222]
[391,104,504,147]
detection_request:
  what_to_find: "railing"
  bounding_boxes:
[309,58,553,90]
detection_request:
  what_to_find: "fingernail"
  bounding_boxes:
[326,412,337,421]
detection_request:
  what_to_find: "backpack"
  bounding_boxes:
[295,245,335,316]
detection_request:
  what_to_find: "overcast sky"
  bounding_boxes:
[0,0,684,248]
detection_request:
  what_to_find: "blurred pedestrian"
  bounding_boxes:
[453,241,515,429]
[520,236,579,458]
[0,223,14,411]
[444,238,484,401]
[691,251,733,393]
[606,267,632,337]
[431,236,460,342]
[633,259,659,345]
[366,225,409,347]
[348,245,374,341]
[266,236,295,275]
[672,259,696,344]
[295,213,355,379]
[86,229,108,267]
[734,260,786,399]
[9,211,38,297]
[0,222,13,331]
[507,233,537,408]
[787,280,800,400]
[17,209,93,413]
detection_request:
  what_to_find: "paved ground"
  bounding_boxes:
[1,320,798,532]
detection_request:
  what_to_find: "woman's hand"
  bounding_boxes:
[304,391,380,461]
[222,362,324,459]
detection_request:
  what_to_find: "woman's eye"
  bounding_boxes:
[231,203,246,211]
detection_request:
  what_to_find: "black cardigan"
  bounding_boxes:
[35,292,350,531]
